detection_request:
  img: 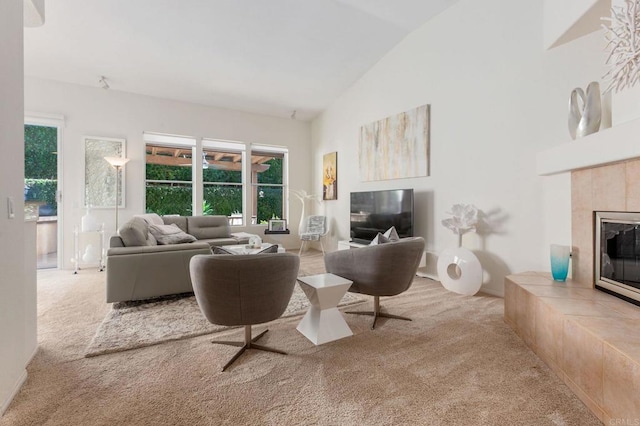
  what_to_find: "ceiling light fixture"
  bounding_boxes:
[99,76,110,90]
[290,110,297,120]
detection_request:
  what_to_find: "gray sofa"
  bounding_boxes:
[106,214,250,303]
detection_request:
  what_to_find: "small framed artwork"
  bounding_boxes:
[268,219,287,232]
[323,151,337,200]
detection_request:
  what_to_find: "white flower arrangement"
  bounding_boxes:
[441,204,479,245]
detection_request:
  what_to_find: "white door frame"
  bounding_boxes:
[25,112,66,269]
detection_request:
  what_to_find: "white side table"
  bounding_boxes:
[72,224,105,274]
[296,273,353,345]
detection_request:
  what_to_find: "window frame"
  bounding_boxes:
[143,133,288,226]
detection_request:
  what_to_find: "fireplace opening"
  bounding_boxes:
[595,211,640,306]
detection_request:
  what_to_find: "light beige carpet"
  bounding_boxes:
[0,251,601,425]
[85,286,363,357]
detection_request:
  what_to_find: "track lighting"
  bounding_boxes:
[99,76,110,90]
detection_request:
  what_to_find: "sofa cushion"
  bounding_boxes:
[200,238,239,248]
[149,223,197,245]
[162,216,188,233]
[187,216,230,239]
[119,217,152,247]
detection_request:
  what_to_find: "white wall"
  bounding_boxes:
[24,78,312,268]
[311,0,608,295]
[1,0,37,416]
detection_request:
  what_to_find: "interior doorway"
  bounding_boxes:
[24,121,62,269]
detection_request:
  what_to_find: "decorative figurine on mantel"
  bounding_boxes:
[568,81,602,140]
[437,204,483,296]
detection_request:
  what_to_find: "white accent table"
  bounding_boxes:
[296,273,353,345]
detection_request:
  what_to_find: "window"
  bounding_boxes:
[202,140,245,224]
[144,133,288,225]
[145,135,195,216]
[252,149,285,224]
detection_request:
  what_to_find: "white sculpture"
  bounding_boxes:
[603,0,640,93]
[438,204,482,296]
[441,204,478,247]
[290,189,321,234]
[567,82,602,139]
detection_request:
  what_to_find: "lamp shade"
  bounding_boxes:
[104,156,130,167]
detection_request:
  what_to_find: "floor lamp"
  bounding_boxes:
[104,156,130,233]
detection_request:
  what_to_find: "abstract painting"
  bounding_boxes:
[359,104,430,181]
[323,152,337,200]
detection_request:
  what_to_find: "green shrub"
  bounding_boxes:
[24,179,57,213]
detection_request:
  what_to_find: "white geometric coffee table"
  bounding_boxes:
[296,273,353,345]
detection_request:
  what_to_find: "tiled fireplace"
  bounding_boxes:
[504,158,640,423]
[571,159,640,287]
[594,211,640,306]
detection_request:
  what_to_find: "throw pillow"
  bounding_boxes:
[148,223,197,245]
[369,232,390,246]
[119,217,150,247]
[135,213,164,226]
[383,226,400,241]
[256,244,278,254]
[213,246,236,255]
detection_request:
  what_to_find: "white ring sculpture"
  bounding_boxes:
[437,247,482,296]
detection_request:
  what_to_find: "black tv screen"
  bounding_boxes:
[350,189,414,244]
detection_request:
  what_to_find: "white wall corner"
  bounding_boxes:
[23,0,45,27]
[543,0,610,50]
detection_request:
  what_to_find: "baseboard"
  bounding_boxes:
[480,287,503,298]
[416,269,438,280]
[26,345,38,366]
[1,369,27,417]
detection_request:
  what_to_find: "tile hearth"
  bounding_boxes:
[505,271,640,424]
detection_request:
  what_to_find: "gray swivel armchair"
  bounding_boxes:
[324,237,425,329]
[189,252,300,371]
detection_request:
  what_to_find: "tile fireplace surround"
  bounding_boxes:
[505,159,640,423]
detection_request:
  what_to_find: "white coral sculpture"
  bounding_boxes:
[603,0,640,93]
[289,189,320,205]
[442,204,478,246]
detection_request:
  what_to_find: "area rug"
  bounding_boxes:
[85,284,364,357]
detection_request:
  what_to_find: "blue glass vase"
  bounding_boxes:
[550,244,571,282]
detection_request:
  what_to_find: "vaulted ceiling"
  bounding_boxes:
[23,0,458,121]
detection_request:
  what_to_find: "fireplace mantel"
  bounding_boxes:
[537,118,640,176]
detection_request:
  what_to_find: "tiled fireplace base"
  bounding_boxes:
[505,272,640,423]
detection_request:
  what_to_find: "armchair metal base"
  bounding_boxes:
[345,296,412,330]
[212,325,286,371]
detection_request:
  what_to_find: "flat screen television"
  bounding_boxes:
[350,189,414,245]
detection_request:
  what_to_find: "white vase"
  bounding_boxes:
[437,247,483,296]
[81,207,99,232]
